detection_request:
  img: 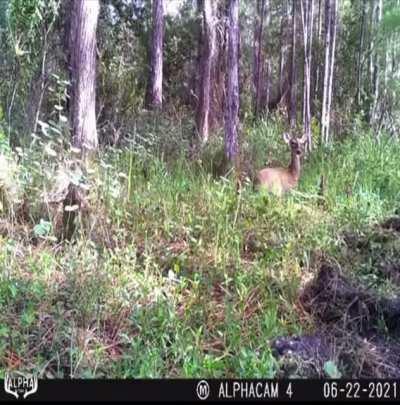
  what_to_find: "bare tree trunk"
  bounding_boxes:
[300,0,314,151]
[371,0,383,131]
[356,1,366,108]
[211,2,228,130]
[321,0,331,144]
[193,0,203,110]
[279,0,290,97]
[312,0,323,111]
[225,0,240,162]
[252,0,265,117]
[368,0,375,97]
[196,0,216,142]
[264,0,271,112]
[325,0,337,142]
[70,0,100,151]
[148,0,164,109]
[289,0,297,128]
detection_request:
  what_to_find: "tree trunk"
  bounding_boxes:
[312,0,323,112]
[225,0,240,162]
[321,0,331,144]
[356,1,366,108]
[148,0,164,109]
[252,0,265,117]
[196,0,216,143]
[300,0,314,150]
[289,0,297,128]
[69,0,100,151]
[211,2,228,130]
[371,0,383,130]
[325,0,337,143]
[193,0,203,110]
[279,0,290,97]
[368,0,375,96]
[264,0,271,112]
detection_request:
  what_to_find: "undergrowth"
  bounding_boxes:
[0,118,399,378]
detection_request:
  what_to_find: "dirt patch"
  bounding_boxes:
[300,262,400,335]
[272,217,400,378]
[381,216,400,233]
[273,262,400,377]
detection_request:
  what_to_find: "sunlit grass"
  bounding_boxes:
[0,121,399,378]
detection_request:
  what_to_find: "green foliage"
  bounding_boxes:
[1,119,399,377]
[33,219,52,237]
[382,2,400,36]
[8,0,60,60]
[324,361,342,379]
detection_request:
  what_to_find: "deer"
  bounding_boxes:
[256,132,307,196]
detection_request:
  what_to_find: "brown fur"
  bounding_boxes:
[256,133,306,196]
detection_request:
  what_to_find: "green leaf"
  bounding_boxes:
[324,360,342,378]
[33,219,52,237]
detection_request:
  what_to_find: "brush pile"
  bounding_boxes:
[272,217,400,378]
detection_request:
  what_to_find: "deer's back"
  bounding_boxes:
[256,167,298,195]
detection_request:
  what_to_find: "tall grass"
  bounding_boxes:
[0,119,399,378]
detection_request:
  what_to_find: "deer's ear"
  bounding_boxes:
[298,133,307,144]
[283,132,291,144]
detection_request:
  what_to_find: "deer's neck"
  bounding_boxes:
[289,153,301,180]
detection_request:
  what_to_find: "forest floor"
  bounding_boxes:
[1,118,400,378]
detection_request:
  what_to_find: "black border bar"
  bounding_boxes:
[0,379,399,403]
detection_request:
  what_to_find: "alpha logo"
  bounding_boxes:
[196,380,210,400]
[4,371,38,399]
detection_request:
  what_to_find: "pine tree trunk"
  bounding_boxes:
[225,0,240,162]
[196,0,216,142]
[301,0,314,151]
[356,1,366,108]
[69,0,100,151]
[371,0,383,130]
[325,0,337,142]
[313,0,323,111]
[279,0,290,98]
[148,0,164,109]
[264,0,271,111]
[289,0,297,128]
[211,3,228,130]
[368,0,375,98]
[321,0,331,144]
[193,0,203,110]
[252,0,265,117]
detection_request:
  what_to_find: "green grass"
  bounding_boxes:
[0,121,399,378]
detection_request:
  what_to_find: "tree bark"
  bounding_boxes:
[325,0,337,142]
[69,0,100,151]
[225,0,240,162]
[193,0,203,110]
[300,0,314,150]
[148,0,164,109]
[279,0,290,97]
[312,0,323,111]
[289,0,297,128]
[356,0,366,108]
[371,0,383,129]
[321,0,332,143]
[252,0,265,117]
[196,0,216,143]
[210,2,228,130]
[264,0,271,112]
